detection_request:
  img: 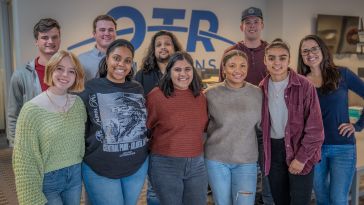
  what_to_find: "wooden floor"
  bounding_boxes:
[1,132,364,205]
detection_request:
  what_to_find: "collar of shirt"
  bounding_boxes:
[91,46,105,58]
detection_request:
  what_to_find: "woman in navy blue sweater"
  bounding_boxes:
[297,34,364,205]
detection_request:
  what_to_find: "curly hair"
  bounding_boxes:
[140,30,183,73]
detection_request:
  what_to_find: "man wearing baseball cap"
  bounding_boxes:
[219,6,267,86]
[218,6,274,205]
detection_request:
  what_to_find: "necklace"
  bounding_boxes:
[45,90,69,113]
[269,75,288,99]
[271,82,286,99]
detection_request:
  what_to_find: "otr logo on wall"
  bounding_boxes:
[68,6,235,69]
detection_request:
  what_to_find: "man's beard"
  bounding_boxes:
[156,55,170,64]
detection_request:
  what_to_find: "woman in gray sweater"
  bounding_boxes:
[205,50,262,205]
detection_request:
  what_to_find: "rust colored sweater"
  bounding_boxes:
[147,88,208,157]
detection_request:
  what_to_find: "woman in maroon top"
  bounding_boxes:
[146,51,208,205]
[260,39,324,205]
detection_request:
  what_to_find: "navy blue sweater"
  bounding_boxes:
[318,67,364,145]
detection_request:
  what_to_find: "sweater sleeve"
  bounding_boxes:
[344,68,364,131]
[295,83,324,164]
[146,92,159,134]
[12,105,47,205]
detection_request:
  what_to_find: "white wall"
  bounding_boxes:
[10,0,364,106]
[12,0,266,69]
[274,0,364,105]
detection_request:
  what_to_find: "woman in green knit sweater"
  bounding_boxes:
[12,50,86,205]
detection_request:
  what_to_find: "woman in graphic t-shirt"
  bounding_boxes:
[79,39,149,205]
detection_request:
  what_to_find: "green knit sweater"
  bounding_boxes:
[12,96,86,205]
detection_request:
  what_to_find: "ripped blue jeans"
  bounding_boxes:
[205,159,257,205]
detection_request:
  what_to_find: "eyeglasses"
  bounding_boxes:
[301,46,321,56]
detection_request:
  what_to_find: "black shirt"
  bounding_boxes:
[134,69,163,95]
[79,78,148,178]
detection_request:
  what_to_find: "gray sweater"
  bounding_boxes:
[7,59,42,146]
[205,81,262,164]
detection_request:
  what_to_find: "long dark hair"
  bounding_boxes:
[297,35,340,94]
[98,39,135,81]
[140,30,183,73]
[159,51,202,97]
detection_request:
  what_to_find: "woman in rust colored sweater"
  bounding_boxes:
[146,51,208,205]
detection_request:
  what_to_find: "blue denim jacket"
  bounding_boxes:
[260,70,324,175]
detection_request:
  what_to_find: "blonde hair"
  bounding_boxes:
[44,50,85,92]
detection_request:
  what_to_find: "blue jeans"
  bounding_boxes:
[82,158,148,205]
[149,154,208,205]
[147,177,160,205]
[42,163,82,205]
[205,159,257,205]
[314,144,356,205]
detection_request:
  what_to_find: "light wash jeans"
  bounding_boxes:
[149,154,208,205]
[314,144,356,205]
[42,163,82,205]
[205,159,257,205]
[82,158,148,205]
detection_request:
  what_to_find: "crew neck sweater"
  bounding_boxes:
[147,88,208,157]
[12,97,86,205]
[205,81,262,163]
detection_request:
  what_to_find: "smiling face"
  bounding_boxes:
[240,16,264,41]
[51,56,76,92]
[171,59,194,90]
[264,47,290,82]
[224,55,248,88]
[35,27,61,56]
[106,46,133,83]
[154,35,175,63]
[300,39,323,70]
[94,20,116,52]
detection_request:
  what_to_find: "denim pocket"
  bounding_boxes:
[43,169,64,193]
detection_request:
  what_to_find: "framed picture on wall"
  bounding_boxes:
[316,14,359,54]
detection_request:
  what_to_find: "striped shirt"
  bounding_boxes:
[147,88,208,157]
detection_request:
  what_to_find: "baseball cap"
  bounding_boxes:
[241,7,263,21]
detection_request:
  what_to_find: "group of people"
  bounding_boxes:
[8,6,364,205]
